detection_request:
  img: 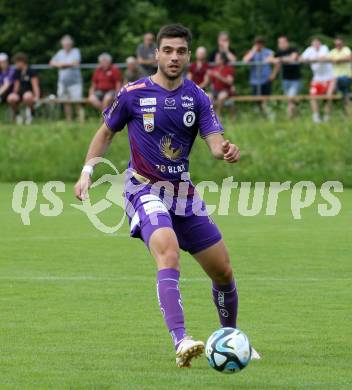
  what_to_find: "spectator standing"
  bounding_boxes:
[187,46,209,88]
[271,36,301,118]
[89,53,122,111]
[329,37,352,114]
[208,52,234,116]
[243,37,275,116]
[123,56,144,84]
[208,31,236,63]
[7,53,40,125]
[50,35,84,122]
[0,52,16,104]
[136,32,157,76]
[300,38,335,123]
[243,36,274,96]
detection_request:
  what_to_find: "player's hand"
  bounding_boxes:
[222,140,240,163]
[74,173,92,201]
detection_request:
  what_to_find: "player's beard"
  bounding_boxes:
[159,62,186,81]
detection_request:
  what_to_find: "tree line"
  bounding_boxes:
[1,0,352,63]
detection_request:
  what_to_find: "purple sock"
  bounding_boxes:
[157,268,186,350]
[212,279,238,328]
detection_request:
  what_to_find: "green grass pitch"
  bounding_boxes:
[0,183,351,389]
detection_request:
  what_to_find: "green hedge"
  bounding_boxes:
[1,115,351,185]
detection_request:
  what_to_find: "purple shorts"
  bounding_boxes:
[125,176,222,254]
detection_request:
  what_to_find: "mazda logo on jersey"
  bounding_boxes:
[165,98,175,106]
[183,111,196,127]
[164,97,177,110]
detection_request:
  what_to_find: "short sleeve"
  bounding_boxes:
[8,68,16,82]
[29,68,37,78]
[136,44,143,58]
[51,51,60,63]
[265,49,274,58]
[73,48,81,63]
[301,48,310,60]
[197,88,224,138]
[103,87,131,132]
[320,46,329,56]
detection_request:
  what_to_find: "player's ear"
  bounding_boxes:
[155,48,159,61]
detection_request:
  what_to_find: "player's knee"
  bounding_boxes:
[23,92,33,104]
[212,265,233,285]
[156,248,180,270]
[7,93,19,104]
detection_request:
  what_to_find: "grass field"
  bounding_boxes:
[1,182,351,389]
[1,114,352,185]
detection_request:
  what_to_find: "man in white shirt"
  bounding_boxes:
[301,38,335,123]
[50,35,84,122]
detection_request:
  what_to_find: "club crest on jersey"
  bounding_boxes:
[143,113,154,132]
[183,111,196,127]
[160,135,183,161]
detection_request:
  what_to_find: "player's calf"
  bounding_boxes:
[212,279,238,328]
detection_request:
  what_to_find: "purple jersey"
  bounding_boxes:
[103,77,223,183]
[0,66,15,86]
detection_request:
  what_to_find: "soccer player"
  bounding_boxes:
[75,24,260,367]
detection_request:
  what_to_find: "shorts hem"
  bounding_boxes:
[188,234,222,255]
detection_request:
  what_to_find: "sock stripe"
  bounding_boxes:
[158,278,179,283]
[212,287,237,293]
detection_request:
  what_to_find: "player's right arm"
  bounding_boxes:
[74,123,115,200]
[74,86,132,200]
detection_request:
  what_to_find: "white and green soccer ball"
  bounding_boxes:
[205,327,251,374]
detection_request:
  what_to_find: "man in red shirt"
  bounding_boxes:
[89,53,122,111]
[208,52,234,116]
[187,46,209,88]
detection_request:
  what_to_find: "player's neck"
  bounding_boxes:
[151,71,183,91]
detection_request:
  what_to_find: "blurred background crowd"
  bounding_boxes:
[1,0,352,124]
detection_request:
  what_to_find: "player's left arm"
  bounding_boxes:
[204,133,240,163]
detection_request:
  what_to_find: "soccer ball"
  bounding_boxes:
[205,327,251,374]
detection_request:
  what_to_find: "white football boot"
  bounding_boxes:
[175,336,205,368]
[251,346,261,360]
